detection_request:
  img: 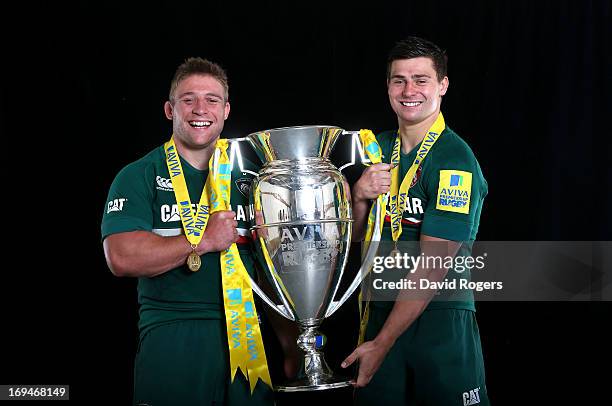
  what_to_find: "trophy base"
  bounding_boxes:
[274,375,354,392]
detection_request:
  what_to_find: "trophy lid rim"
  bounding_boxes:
[246,125,344,136]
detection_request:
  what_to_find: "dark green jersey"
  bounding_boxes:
[375,126,488,311]
[101,143,259,337]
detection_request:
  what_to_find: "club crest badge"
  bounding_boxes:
[235,177,252,197]
[410,165,423,188]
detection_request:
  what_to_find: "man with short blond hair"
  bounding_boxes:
[102,57,277,405]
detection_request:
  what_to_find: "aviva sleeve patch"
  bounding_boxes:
[436,170,472,214]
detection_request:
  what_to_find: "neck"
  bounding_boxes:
[173,139,215,170]
[398,111,440,153]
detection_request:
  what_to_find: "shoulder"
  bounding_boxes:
[427,127,487,191]
[376,129,397,144]
[432,127,481,167]
[112,146,165,184]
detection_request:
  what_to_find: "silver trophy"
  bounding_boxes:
[222,126,381,391]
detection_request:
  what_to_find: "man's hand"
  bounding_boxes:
[198,210,238,253]
[353,163,393,202]
[341,337,394,387]
[352,163,393,240]
[252,209,268,240]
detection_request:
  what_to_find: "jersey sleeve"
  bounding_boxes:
[101,162,155,240]
[420,146,486,242]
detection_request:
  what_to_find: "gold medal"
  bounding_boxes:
[389,240,401,258]
[187,245,201,272]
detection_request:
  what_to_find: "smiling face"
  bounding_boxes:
[164,74,230,151]
[387,57,448,128]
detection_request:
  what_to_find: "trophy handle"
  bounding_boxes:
[338,130,373,172]
[247,274,296,321]
[216,137,259,177]
[324,197,381,317]
[324,130,383,317]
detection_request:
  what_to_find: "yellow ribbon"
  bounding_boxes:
[213,139,272,393]
[357,129,385,345]
[359,130,385,243]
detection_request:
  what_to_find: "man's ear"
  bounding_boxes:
[440,76,449,96]
[164,101,174,120]
[224,101,231,120]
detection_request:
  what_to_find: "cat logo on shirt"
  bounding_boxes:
[107,198,127,213]
[436,170,472,214]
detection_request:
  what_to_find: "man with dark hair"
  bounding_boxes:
[386,36,448,82]
[342,37,490,405]
[101,57,284,405]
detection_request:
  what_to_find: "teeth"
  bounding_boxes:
[401,101,421,107]
[189,121,211,127]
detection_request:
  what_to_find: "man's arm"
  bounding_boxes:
[103,210,238,278]
[341,234,461,387]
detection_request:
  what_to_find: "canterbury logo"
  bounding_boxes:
[156,176,173,191]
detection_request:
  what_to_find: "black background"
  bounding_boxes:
[2,0,610,405]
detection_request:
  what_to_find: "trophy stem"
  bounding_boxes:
[297,322,333,380]
[274,321,353,392]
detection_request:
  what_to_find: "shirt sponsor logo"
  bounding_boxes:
[403,196,423,214]
[385,197,423,216]
[436,170,472,214]
[156,175,173,191]
[384,197,424,226]
[162,203,195,222]
[160,203,254,223]
[107,198,127,213]
[462,387,481,406]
